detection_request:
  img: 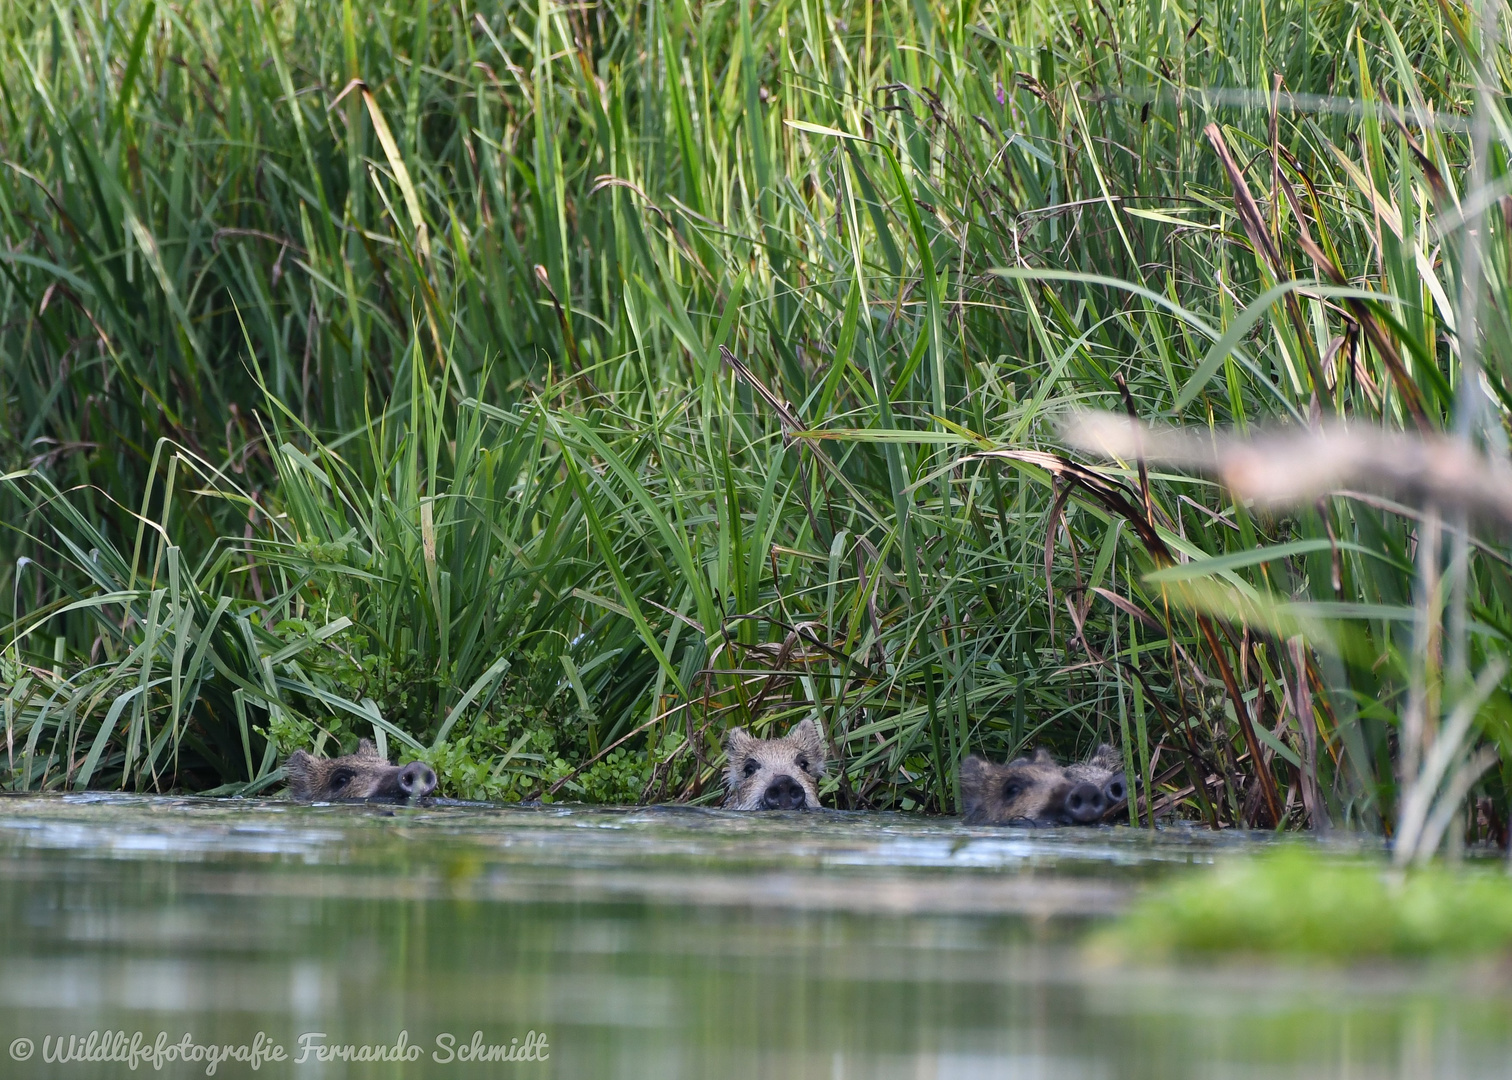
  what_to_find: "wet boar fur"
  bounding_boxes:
[723,719,826,810]
[960,745,1129,826]
[284,739,438,802]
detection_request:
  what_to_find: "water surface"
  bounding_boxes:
[2,795,1508,1078]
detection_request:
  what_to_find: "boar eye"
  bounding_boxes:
[330,768,355,790]
[796,756,809,772]
[1002,780,1024,799]
[742,759,759,778]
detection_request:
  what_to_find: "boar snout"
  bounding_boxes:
[1102,772,1127,808]
[1063,781,1107,824]
[398,760,437,799]
[760,775,809,810]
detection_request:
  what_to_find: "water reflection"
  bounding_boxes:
[0,795,1507,1078]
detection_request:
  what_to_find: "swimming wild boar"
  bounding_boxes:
[723,719,826,810]
[285,739,438,802]
[959,747,1118,826]
[1063,743,1129,820]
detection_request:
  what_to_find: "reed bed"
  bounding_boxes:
[1,0,1509,849]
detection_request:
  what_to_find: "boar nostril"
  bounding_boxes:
[398,762,437,799]
[1103,774,1127,806]
[760,775,807,810]
[1063,781,1106,824]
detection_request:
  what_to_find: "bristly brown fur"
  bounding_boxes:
[1064,742,1122,782]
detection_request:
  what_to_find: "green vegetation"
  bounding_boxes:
[1,0,1510,842]
[1102,848,1512,958]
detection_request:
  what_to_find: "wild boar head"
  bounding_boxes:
[722,719,827,810]
[1063,743,1129,822]
[959,747,1111,826]
[285,739,437,802]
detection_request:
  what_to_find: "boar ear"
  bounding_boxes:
[959,756,990,814]
[354,738,381,759]
[285,750,316,800]
[723,727,756,791]
[1030,746,1055,765]
[788,719,826,773]
[1089,743,1120,770]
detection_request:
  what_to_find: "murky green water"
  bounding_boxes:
[2,795,1510,1078]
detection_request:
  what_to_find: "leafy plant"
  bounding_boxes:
[1100,848,1512,959]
